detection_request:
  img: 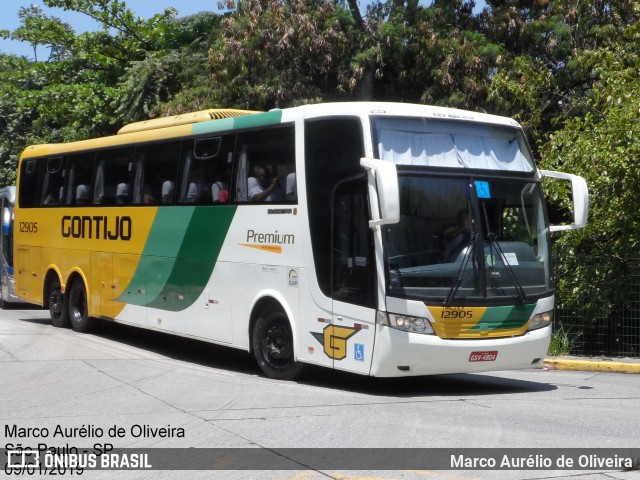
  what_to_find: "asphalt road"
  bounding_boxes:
[0,306,638,480]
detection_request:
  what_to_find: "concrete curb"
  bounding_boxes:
[543,357,640,374]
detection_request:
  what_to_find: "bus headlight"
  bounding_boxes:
[379,312,435,335]
[527,310,553,331]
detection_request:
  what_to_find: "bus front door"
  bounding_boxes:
[330,179,377,374]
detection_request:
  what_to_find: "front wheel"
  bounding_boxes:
[252,310,303,380]
[49,278,69,328]
[68,279,97,333]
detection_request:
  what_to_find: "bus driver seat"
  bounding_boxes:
[286,172,296,200]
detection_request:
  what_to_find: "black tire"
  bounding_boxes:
[252,310,303,380]
[68,278,97,333]
[49,278,69,328]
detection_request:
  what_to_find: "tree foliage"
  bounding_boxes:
[209,0,357,108]
[540,40,640,321]
[6,5,75,62]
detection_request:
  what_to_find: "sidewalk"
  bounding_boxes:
[543,356,640,374]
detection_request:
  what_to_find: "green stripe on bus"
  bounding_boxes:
[192,110,283,136]
[467,304,535,331]
[119,206,237,311]
[117,208,194,306]
[144,207,194,257]
[145,206,237,311]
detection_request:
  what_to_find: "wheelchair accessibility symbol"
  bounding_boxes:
[354,343,365,362]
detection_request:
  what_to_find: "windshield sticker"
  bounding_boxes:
[501,252,519,265]
[487,252,519,267]
[475,181,491,198]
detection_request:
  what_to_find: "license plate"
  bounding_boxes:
[469,351,498,362]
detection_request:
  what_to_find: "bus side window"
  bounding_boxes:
[94,148,134,206]
[19,159,45,208]
[64,153,95,206]
[234,126,295,203]
[179,135,235,205]
[133,141,181,205]
[41,157,65,206]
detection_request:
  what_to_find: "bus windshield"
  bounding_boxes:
[384,174,552,303]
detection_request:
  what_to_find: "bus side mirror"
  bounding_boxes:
[360,157,400,227]
[540,170,589,232]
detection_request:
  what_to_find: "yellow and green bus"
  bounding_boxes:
[14,102,588,379]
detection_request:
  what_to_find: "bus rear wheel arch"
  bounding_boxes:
[67,276,98,333]
[251,304,303,381]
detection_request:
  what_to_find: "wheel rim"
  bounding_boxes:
[49,288,63,318]
[262,320,293,366]
[70,285,85,324]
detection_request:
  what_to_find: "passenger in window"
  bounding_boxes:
[250,166,284,202]
[142,185,155,204]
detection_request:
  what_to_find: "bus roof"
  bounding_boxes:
[291,102,522,129]
[116,109,260,135]
[18,102,523,160]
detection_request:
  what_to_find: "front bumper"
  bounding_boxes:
[370,324,551,377]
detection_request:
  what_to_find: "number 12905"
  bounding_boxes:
[19,221,38,233]
[440,309,474,319]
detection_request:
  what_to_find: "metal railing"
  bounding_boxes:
[555,275,640,358]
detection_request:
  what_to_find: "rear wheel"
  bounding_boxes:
[68,278,97,333]
[49,278,69,328]
[252,310,303,380]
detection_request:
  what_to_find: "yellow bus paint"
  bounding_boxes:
[15,206,157,316]
[426,305,533,339]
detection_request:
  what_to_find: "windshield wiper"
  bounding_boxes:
[480,203,527,304]
[487,232,527,304]
[444,232,477,306]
